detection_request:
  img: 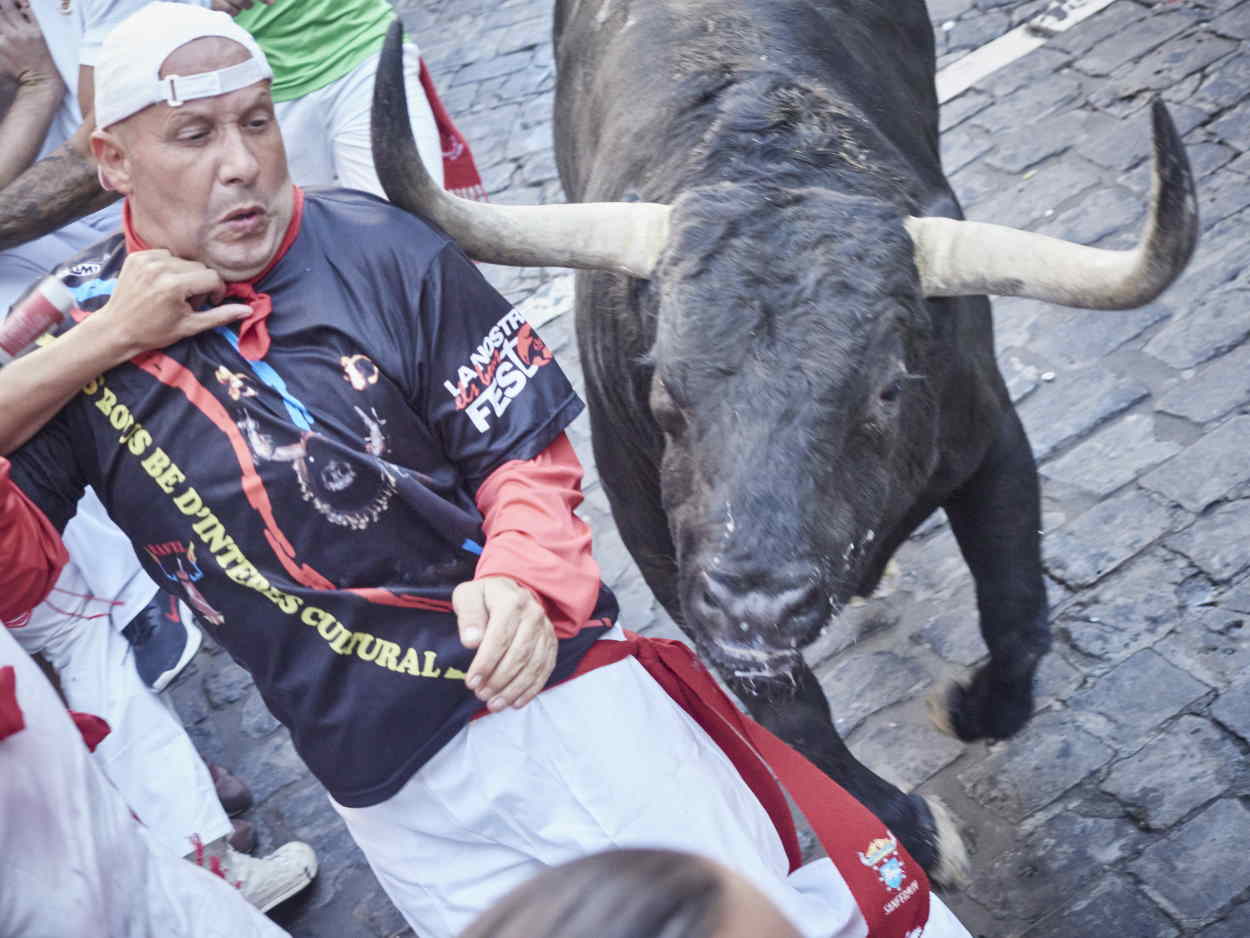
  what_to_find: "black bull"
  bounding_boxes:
[373,2,1197,886]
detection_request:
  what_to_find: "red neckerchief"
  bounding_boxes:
[123,185,305,361]
[418,58,487,201]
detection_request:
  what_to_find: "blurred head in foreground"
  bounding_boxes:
[458,848,802,938]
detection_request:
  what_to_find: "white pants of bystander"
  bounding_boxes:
[274,40,444,196]
[0,625,287,938]
[9,491,230,858]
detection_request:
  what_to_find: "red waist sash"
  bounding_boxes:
[572,632,930,938]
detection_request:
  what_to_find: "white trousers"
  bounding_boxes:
[332,633,973,938]
[275,41,444,196]
[10,492,230,858]
[0,626,287,938]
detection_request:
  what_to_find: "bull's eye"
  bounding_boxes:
[879,380,903,404]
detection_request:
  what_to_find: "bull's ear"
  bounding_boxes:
[372,18,673,279]
[906,99,1197,309]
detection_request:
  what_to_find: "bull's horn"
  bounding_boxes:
[372,19,671,279]
[905,99,1198,309]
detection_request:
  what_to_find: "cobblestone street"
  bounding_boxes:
[168,1,1250,935]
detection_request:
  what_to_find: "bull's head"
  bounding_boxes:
[374,22,1197,673]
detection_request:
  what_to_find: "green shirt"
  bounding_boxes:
[236,0,392,103]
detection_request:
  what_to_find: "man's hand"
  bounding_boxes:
[93,250,251,358]
[0,1,63,91]
[210,0,275,16]
[454,576,558,712]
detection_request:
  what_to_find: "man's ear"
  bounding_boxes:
[90,129,132,195]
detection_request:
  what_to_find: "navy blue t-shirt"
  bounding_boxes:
[9,189,616,806]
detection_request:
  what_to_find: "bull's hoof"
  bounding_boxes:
[929,668,1034,742]
[909,794,971,890]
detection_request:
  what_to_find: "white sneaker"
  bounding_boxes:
[190,839,318,913]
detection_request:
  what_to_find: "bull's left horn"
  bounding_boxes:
[905,99,1198,309]
[372,19,670,279]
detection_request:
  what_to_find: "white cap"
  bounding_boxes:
[95,2,273,130]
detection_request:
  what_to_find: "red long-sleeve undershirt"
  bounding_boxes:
[0,433,602,636]
[472,432,603,638]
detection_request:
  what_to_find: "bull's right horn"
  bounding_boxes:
[906,99,1199,309]
[372,19,671,279]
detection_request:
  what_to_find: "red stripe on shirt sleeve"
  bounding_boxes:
[0,457,68,625]
[473,434,603,639]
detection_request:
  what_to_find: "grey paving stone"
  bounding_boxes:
[973,72,1087,138]
[966,152,1104,230]
[1192,53,1250,117]
[1018,367,1150,463]
[991,295,1043,353]
[1022,875,1179,938]
[912,585,986,668]
[990,47,1073,97]
[958,711,1114,822]
[929,0,976,24]
[1166,499,1250,582]
[1076,110,1160,173]
[848,715,966,792]
[1199,901,1250,938]
[1076,9,1198,76]
[1056,550,1186,665]
[1034,646,1085,710]
[1091,31,1238,105]
[982,112,1084,175]
[945,8,1009,52]
[1068,649,1211,741]
[1141,416,1250,512]
[1130,799,1250,927]
[233,729,310,804]
[204,659,254,708]
[1211,676,1250,741]
[1034,183,1149,248]
[1147,216,1250,310]
[1100,715,1240,828]
[449,47,533,86]
[1156,344,1250,424]
[939,89,993,132]
[1045,488,1183,588]
[949,160,1018,212]
[1209,4,1250,41]
[1186,140,1241,179]
[1043,413,1183,497]
[1156,603,1250,688]
[966,812,1148,925]
[1195,166,1250,232]
[240,685,282,739]
[1052,1,1153,56]
[941,124,994,174]
[817,650,931,737]
[493,15,548,55]
[1144,289,1250,370]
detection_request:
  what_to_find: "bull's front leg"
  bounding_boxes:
[939,406,1051,741]
[723,664,969,888]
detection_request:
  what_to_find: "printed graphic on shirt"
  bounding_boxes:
[341,354,380,390]
[146,540,226,626]
[215,366,258,401]
[442,308,554,433]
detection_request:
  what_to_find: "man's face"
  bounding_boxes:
[96,38,293,281]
